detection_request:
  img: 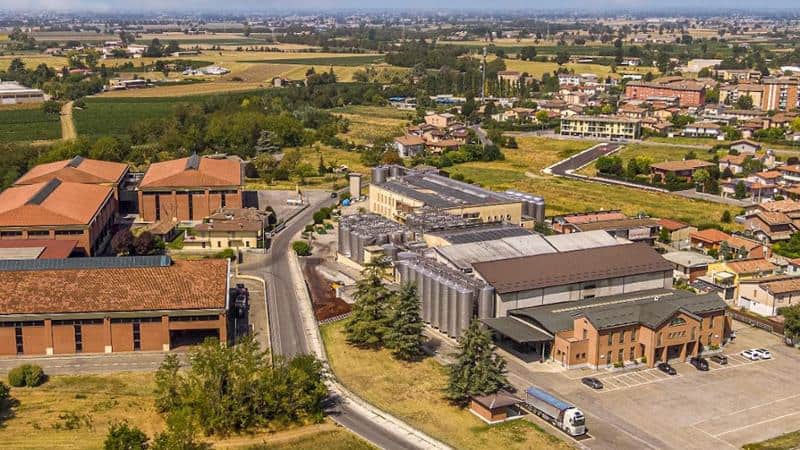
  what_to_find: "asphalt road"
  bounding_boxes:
[548,143,620,175]
[240,191,424,450]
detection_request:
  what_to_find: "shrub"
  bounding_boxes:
[215,248,236,260]
[323,223,333,230]
[292,240,311,256]
[0,381,9,400]
[104,422,149,450]
[8,364,44,387]
[640,356,647,364]
[613,361,624,368]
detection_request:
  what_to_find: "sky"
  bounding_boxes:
[1,0,799,12]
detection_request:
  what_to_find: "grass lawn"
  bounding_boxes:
[743,430,800,450]
[608,142,717,165]
[334,108,409,146]
[447,137,740,228]
[0,105,61,142]
[321,321,570,450]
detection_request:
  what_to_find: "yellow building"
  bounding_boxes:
[368,167,539,227]
[560,115,642,140]
[182,208,267,250]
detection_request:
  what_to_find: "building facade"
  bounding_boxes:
[560,115,642,140]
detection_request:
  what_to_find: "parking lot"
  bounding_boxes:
[528,322,800,450]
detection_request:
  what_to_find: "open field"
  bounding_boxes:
[240,54,385,66]
[99,80,272,97]
[321,321,570,450]
[447,136,739,227]
[504,60,656,78]
[332,106,410,145]
[1,371,368,450]
[0,54,68,71]
[0,106,61,142]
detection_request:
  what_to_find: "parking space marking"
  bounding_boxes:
[713,410,800,438]
[592,367,683,393]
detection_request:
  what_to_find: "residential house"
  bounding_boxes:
[662,251,716,281]
[394,135,426,159]
[738,276,800,316]
[657,218,697,250]
[682,121,722,138]
[424,113,456,129]
[650,160,715,183]
[552,210,627,234]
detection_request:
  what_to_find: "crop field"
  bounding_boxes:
[447,136,738,227]
[0,54,67,71]
[239,54,384,66]
[0,106,61,142]
[333,106,410,145]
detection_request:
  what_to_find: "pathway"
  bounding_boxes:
[60,100,76,140]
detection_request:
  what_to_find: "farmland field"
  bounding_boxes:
[0,105,61,142]
[240,54,384,66]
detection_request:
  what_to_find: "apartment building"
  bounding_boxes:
[560,115,642,140]
[624,78,706,107]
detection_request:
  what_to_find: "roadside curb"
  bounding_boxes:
[233,273,271,351]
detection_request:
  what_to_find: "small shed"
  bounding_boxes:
[469,390,524,424]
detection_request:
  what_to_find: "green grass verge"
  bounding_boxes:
[0,107,61,142]
[743,430,800,450]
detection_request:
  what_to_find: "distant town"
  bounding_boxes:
[1,7,800,450]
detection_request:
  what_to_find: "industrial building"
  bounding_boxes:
[0,81,46,104]
[14,156,130,200]
[368,165,544,227]
[0,256,230,356]
[473,243,673,317]
[137,154,243,223]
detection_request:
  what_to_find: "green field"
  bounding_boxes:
[0,107,61,142]
[239,55,384,66]
[74,91,264,137]
[743,430,800,450]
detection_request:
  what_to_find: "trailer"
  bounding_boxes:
[525,387,586,436]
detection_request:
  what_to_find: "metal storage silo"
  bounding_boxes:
[371,166,388,185]
[445,284,458,335]
[396,259,409,284]
[456,287,473,337]
[382,244,398,262]
[397,251,415,261]
[389,165,404,179]
[430,275,442,326]
[478,285,495,319]
[532,197,545,223]
[348,230,360,262]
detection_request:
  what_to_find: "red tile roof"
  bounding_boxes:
[0,259,228,315]
[0,180,113,227]
[691,228,731,244]
[140,156,242,189]
[0,239,77,259]
[15,157,128,186]
[650,159,714,172]
[658,218,692,231]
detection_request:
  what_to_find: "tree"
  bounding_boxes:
[658,228,671,244]
[554,51,570,66]
[734,180,747,199]
[292,240,311,256]
[721,210,732,223]
[736,95,754,110]
[773,232,800,259]
[104,423,149,450]
[154,354,182,413]
[133,231,159,256]
[779,304,800,344]
[345,256,392,348]
[693,169,710,190]
[446,320,508,406]
[519,46,537,61]
[111,229,134,255]
[385,283,425,361]
[42,100,61,115]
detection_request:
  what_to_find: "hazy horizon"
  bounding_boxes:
[2,0,800,13]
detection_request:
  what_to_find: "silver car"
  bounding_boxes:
[753,348,772,359]
[741,349,760,361]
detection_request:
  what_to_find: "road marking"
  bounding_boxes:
[693,392,800,427]
[691,424,738,449]
[713,410,800,437]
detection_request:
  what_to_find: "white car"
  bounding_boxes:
[753,348,772,359]
[741,349,760,361]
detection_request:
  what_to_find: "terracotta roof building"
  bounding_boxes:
[137,155,243,222]
[0,256,230,356]
[650,160,714,183]
[15,156,129,199]
[0,239,77,259]
[0,179,116,256]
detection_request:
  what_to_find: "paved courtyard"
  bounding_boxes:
[520,322,800,450]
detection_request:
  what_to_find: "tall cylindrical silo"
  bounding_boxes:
[532,197,545,223]
[478,285,496,319]
[456,288,473,337]
[371,166,387,185]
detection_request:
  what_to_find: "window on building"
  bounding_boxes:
[0,231,22,237]
[28,230,50,238]
[690,327,696,341]
[582,329,587,340]
[670,317,686,326]
[155,195,161,221]
[608,333,613,345]
[188,193,194,220]
[14,326,23,355]
[606,351,611,363]
[657,332,662,346]
[133,322,141,351]
[618,349,624,362]
[631,328,637,342]
[55,229,83,236]
[619,331,625,344]
[630,347,635,361]
[74,325,83,353]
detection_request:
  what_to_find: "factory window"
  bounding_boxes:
[74,325,83,353]
[607,334,612,346]
[630,347,635,361]
[618,349,624,362]
[15,326,23,354]
[619,331,624,344]
[133,322,141,351]
[631,328,637,342]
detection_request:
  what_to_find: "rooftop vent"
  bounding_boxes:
[26,179,62,205]
[67,155,84,168]
[185,153,201,170]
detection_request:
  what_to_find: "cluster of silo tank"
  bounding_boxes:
[504,190,546,223]
[370,165,407,185]
[338,214,413,264]
[395,253,496,338]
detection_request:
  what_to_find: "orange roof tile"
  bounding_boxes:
[15,156,128,186]
[140,156,242,189]
[658,218,691,231]
[726,258,776,274]
[0,180,112,227]
[0,259,228,315]
[691,228,731,244]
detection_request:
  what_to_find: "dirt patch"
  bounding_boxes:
[302,257,351,321]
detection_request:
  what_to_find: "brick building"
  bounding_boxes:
[762,77,800,111]
[0,179,116,256]
[14,156,129,200]
[0,256,229,356]
[137,155,243,222]
[511,290,729,369]
[624,78,706,107]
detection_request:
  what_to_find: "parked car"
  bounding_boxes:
[657,362,676,375]
[741,349,760,361]
[710,354,728,365]
[581,377,603,390]
[689,356,709,371]
[753,348,772,359]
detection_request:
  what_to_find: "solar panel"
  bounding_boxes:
[0,255,172,272]
[26,179,62,205]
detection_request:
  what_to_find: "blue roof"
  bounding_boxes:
[526,387,573,411]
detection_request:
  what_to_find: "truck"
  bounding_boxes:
[525,386,586,436]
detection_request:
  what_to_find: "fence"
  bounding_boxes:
[728,309,785,335]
